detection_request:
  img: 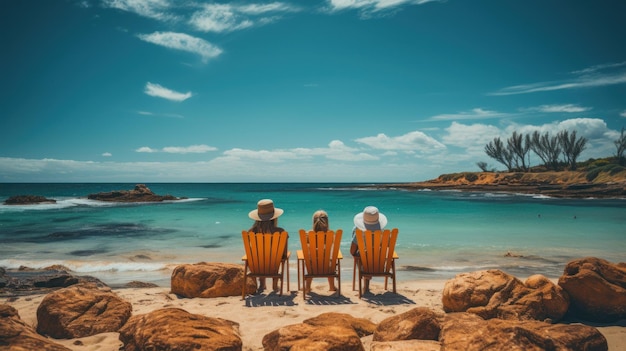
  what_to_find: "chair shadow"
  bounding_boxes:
[303,291,356,306]
[245,290,298,307]
[360,291,416,306]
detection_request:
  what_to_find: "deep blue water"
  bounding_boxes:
[1,183,624,286]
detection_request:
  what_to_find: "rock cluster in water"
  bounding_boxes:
[87,184,183,202]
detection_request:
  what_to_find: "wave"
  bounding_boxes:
[0,258,172,273]
[0,197,205,212]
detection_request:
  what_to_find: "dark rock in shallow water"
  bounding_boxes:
[4,195,57,205]
[87,184,185,202]
[0,267,108,297]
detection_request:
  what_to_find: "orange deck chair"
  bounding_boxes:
[297,229,343,299]
[353,228,399,298]
[241,231,290,299]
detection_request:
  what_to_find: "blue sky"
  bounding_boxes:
[1,0,625,182]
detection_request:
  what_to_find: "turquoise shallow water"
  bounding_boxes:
[1,183,624,287]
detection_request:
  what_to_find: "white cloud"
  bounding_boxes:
[136,145,217,154]
[534,104,591,113]
[355,131,446,152]
[189,2,298,33]
[137,32,223,63]
[103,0,176,21]
[162,145,217,154]
[144,82,192,102]
[442,122,502,157]
[102,152,112,157]
[620,110,626,118]
[491,62,626,96]
[428,108,510,121]
[328,0,439,13]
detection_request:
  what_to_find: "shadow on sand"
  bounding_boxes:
[245,290,298,307]
[360,291,416,306]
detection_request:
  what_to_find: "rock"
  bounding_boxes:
[0,304,72,351]
[373,307,441,342]
[303,312,376,337]
[442,269,569,322]
[371,340,441,351]
[171,262,256,298]
[3,195,57,205]
[0,267,107,297]
[118,307,242,351]
[36,283,132,339]
[87,184,183,202]
[262,323,363,351]
[439,312,608,351]
[558,257,626,322]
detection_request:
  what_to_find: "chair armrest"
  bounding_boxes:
[338,250,343,260]
[297,250,304,260]
[242,255,247,261]
[393,251,399,259]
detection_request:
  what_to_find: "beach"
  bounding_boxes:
[3,274,626,350]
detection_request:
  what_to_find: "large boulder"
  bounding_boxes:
[558,257,626,322]
[303,312,376,337]
[36,283,132,339]
[373,307,441,342]
[0,304,71,351]
[263,312,372,351]
[170,262,256,298]
[262,323,363,351]
[0,266,106,297]
[442,270,569,322]
[439,312,608,351]
[3,195,56,205]
[118,308,242,351]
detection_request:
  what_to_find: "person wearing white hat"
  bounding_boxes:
[349,206,388,292]
[248,199,286,292]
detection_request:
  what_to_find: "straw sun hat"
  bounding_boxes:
[248,199,284,221]
[353,206,387,231]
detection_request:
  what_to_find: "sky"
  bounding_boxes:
[1,0,625,183]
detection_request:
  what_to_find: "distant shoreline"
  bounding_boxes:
[377,171,626,199]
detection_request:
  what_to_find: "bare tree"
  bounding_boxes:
[558,130,587,170]
[476,161,495,172]
[485,137,514,171]
[530,131,562,170]
[506,131,531,171]
[615,127,626,166]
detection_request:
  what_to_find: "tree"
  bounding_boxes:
[530,131,561,170]
[485,137,514,171]
[476,161,495,172]
[558,130,587,170]
[506,131,531,171]
[615,127,626,166]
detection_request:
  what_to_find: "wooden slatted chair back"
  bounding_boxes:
[299,229,343,275]
[241,231,288,275]
[355,228,398,274]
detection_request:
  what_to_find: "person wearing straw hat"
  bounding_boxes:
[248,199,287,292]
[349,206,388,292]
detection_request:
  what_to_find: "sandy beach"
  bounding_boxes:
[3,277,626,351]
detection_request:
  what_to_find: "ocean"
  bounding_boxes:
[1,183,624,287]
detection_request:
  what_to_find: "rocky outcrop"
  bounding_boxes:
[263,312,374,350]
[0,304,71,351]
[170,262,256,298]
[442,270,569,322]
[87,184,182,202]
[118,308,242,351]
[0,266,107,297]
[3,195,57,205]
[36,283,132,339]
[373,307,441,342]
[439,312,608,351]
[558,257,626,322]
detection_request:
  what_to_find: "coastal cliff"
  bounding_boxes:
[384,170,626,198]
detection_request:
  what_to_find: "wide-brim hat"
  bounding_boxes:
[248,199,283,221]
[353,206,387,231]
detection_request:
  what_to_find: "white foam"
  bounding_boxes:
[0,259,169,273]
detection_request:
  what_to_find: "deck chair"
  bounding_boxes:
[297,229,343,299]
[353,228,399,298]
[241,231,290,299]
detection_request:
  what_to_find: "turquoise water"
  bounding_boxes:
[1,183,624,287]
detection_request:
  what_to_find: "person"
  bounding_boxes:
[248,199,287,292]
[349,206,388,292]
[304,210,337,292]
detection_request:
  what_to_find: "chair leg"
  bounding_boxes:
[358,271,362,299]
[242,264,248,299]
[337,261,341,296]
[352,257,357,291]
[297,259,302,291]
[286,258,290,292]
[392,261,397,294]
